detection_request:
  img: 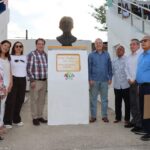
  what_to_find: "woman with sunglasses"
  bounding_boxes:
[0,40,12,140]
[4,41,27,129]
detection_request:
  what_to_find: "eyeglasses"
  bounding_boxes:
[15,45,23,48]
[140,39,150,43]
[14,59,25,63]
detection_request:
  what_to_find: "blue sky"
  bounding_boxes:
[8,0,107,42]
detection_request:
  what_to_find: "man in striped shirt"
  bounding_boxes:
[27,38,48,126]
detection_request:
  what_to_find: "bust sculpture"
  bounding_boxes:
[56,16,77,46]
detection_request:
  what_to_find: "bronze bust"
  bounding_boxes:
[56,16,77,46]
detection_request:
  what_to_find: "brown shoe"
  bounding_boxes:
[102,117,109,123]
[89,117,96,123]
[124,122,134,128]
[113,120,121,123]
[124,121,130,125]
[0,127,7,134]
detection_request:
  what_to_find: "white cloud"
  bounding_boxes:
[8,21,26,39]
[8,0,107,42]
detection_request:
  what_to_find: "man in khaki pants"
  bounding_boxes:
[27,38,47,126]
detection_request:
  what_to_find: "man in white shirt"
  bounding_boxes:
[112,45,130,125]
[125,39,143,132]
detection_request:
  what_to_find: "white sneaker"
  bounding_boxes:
[5,125,13,129]
[13,122,24,127]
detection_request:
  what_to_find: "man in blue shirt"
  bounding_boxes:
[88,38,112,123]
[136,35,150,141]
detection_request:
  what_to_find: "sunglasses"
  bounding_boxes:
[15,45,23,48]
[14,59,25,63]
[140,39,150,43]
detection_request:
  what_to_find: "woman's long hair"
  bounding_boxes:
[0,40,11,61]
[11,41,24,55]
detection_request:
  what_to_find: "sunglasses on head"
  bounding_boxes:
[140,39,150,43]
[14,59,25,63]
[15,45,23,48]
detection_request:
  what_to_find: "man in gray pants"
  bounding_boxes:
[125,39,143,131]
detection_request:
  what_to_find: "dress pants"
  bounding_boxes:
[4,76,26,124]
[30,80,47,119]
[129,83,142,127]
[114,88,130,121]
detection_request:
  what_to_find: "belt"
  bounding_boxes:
[140,83,150,86]
[35,79,47,81]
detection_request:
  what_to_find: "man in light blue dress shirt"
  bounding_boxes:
[112,45,130,126]
[136,35,150,141]
[88,38,112,123]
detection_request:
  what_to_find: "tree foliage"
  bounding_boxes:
[91,2,107,31]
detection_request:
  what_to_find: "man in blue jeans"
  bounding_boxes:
[88,38,112,123]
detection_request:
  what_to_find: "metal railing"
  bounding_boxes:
[112,0,150,34]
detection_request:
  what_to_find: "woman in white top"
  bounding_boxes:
[0,40,12,137]
[4,41,27,128]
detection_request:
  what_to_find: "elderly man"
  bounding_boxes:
[125,39,143,131]
[88,38,112,123]
[112,45,130,126]
[136,35,150,141]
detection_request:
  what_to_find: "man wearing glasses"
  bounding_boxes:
[27,38,47,126]
[136,36,150,141]
[125,39,143,131]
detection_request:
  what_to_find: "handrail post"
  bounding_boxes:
[131,13,133,26]
[141,7,145,33]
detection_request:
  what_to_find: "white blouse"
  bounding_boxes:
[10,55,27,77]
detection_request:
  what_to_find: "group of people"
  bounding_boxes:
[0,38,48,140]
[89,36,150,141]
[0,36,150,141]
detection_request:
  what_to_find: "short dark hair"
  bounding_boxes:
[35,38,46,45]
[11,41,24,55]
[131,39,140,45]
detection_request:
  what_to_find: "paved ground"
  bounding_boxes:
[0,94,150,150]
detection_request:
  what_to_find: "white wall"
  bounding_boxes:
[0,9,9,41]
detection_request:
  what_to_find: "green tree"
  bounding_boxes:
[91,2,107,31]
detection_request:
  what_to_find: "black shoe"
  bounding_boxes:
[33,119,40,126]
[0,136,4,140]
[134,129,146,135]
[131,127,142,132]
[38,118,47,123]
[124,122,134,128]
[140,134,150,141]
